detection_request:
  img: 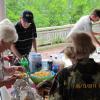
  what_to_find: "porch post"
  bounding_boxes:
[0,0,6,21]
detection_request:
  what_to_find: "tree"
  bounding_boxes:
[5,0,100,27]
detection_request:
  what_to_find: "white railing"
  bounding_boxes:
[37,24,74,46]
[37,23,100,46]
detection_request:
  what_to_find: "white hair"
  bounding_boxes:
[0,18,18,43]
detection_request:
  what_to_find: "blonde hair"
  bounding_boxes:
[64,33,96,59]
[0,19,18,43]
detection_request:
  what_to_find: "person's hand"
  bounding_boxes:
[14,66,25,72]
[0,75,21,88]
[4,67,16,75]
[94,43,100,47]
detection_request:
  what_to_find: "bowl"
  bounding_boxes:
[31,71,55,84]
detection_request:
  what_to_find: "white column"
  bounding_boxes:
[0,0,6,21]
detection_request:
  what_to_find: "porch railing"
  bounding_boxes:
[37,24,73,46]
[37,23,100,46]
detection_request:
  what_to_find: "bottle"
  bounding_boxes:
[42,59,49,71]
[19,57,29,72]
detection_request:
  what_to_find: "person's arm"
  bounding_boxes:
[84,22,100,46]
[10,44,22,59]
[32,38,37,52]
[31,22,37,52]
[90,32,100,47]
[93,32,100,35]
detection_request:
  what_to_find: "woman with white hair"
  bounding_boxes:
[0,19,18,52]
[0,19,18,87]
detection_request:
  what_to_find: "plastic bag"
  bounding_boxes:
[11,79,42,100]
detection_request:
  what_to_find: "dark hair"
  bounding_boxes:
[91,9,100,18]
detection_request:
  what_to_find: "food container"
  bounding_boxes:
[30,71,55,84]
[28,52,42,73]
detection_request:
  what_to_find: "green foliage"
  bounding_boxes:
[47,0,67,26]
[5,0,100,27]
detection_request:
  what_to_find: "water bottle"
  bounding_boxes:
[42,59,49,71]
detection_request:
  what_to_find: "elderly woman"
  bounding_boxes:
[0,19,18,87]
[49,33,100,100]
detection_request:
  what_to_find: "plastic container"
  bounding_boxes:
[28,52,42,73]
[31,71,55,84]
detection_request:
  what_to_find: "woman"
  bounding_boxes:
[0,18,18,87]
